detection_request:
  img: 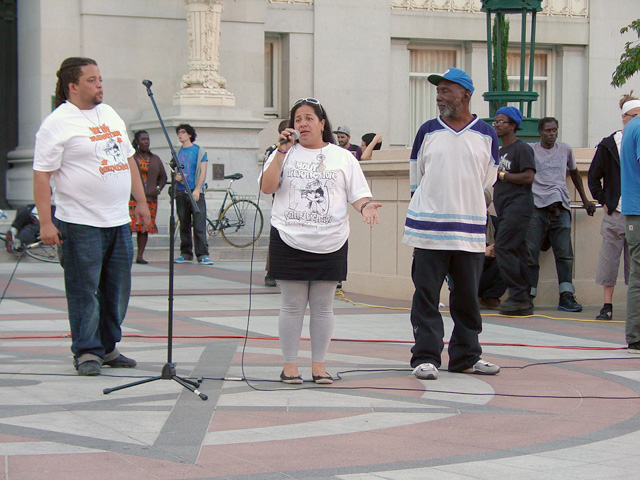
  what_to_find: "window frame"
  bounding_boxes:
[264,33,282,118]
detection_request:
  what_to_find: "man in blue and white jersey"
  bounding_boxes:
[402,67,500,381]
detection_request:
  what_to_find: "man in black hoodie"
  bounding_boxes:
[588,93,640,320]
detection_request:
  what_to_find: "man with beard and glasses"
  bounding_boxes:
[403,67,500,381]
[33,57,150,376]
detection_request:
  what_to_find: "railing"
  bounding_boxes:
[267,0,588,17]
[390,0,587,17]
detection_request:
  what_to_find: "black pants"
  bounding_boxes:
[495,210,532,303]
[478,257,507,299]
[176,192,208,260]
[410,248,484,372]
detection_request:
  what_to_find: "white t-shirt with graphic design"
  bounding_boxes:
[34,102,135,227]
[262,143,371,254]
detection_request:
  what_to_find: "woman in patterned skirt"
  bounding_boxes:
[129,130,167,264]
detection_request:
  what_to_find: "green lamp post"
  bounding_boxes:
[482,0,542,141]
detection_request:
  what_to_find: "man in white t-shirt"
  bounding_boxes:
[33,57,150,376]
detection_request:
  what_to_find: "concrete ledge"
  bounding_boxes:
[345,146,624,307]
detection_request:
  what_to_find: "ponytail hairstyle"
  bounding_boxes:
[54,57,98,108]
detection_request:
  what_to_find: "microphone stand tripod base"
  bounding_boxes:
[103,363,208,401]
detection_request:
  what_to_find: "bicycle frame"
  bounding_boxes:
[206,178,239,234]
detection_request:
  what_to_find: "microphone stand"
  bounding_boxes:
[104,80,207,400]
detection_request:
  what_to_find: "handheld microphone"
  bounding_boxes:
[142,79,153,88]
[266,130,300,154]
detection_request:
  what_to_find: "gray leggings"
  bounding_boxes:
[278,280,336,364]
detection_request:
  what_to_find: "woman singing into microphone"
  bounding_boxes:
[260,98,381,384]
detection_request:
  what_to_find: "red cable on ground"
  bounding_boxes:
[0,332,628,350]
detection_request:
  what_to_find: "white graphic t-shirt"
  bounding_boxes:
[262,143,371,254]
[34,102,135,227]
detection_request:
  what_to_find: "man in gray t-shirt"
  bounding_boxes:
[526,117,595,312]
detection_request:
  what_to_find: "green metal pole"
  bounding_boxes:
[527,10,537,118]
[486,9,494,116]
[520,8,527,113]
[496,12,502,96]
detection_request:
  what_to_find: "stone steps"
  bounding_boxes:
[0,205,270,264]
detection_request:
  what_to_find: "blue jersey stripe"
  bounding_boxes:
[405,217,485,235]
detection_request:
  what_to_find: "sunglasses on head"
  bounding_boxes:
[292,97,323,114]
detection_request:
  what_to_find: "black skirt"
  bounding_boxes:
[268,226,347,281]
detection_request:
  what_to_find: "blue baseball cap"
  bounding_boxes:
[495,106,523,127]
[428,68,475,94]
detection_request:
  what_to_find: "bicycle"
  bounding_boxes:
[175,173,264,248]
[0,232,59,263]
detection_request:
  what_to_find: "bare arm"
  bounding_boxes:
[352,197,383,228]
[359,134,382,161]
[569,168,596,216]
[499,168,535,185]
[33,170,60,246]
[193,160,207,202]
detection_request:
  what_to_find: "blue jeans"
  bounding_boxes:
[526,206,575,297]
[58,221,133,361]
[625,215,640,344]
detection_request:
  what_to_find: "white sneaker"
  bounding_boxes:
[462,359,500,375]
[412,363,438,380]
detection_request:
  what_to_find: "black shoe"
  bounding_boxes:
[312,373,334,384]
[336,281,343,290]
[558,292,582,312]
[136,259,148,264]
[76,360,101,376]
[280,370,303,384]
[596,303,613,320]
[264,275,276,287]
[499,298,533,315]
[103,354,137,368]
[628,341,640,354]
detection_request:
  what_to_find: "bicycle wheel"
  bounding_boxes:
[25,243,59,263]
[220,199,263,248]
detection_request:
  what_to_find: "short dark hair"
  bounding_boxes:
[537,117,558,133]
[277,119,289,134]
[176,124,196,143]
[288,99,336,145]
[54,57,98,108]
[361,133,382,150]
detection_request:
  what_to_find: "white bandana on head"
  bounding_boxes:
[622,99,640,114]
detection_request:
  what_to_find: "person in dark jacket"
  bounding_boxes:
[588,92,640,320]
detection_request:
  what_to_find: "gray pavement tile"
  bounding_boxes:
[1,260,640,479]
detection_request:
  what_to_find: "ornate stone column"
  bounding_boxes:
[173,0,235,106]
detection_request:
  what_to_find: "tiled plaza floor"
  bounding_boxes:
[1,257,639,480]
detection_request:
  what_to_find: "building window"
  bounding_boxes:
[409,46,461,140]
[506,51,552,119]
[265,34,282,117]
